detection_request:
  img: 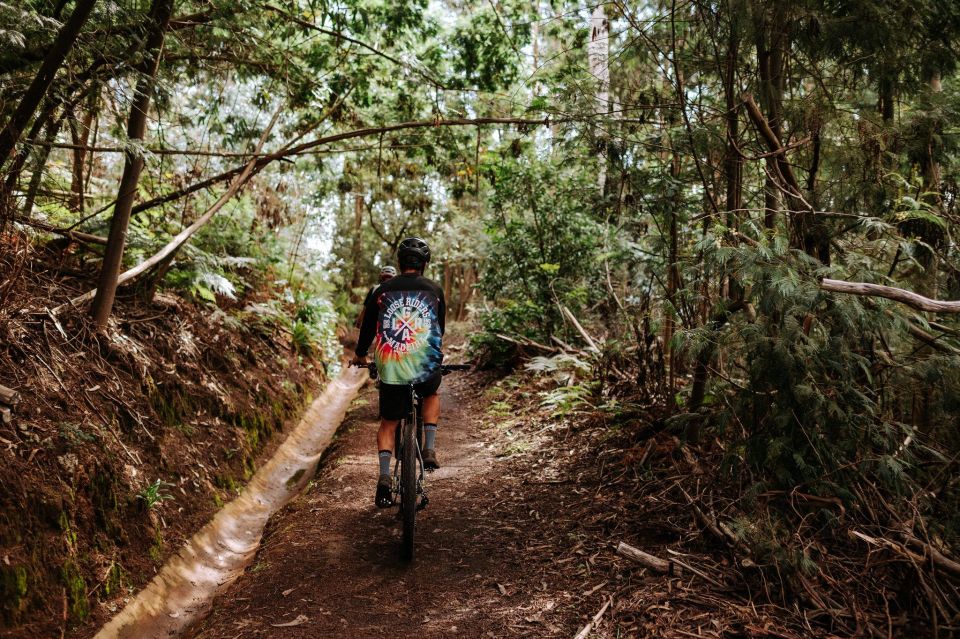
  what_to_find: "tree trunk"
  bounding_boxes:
[917,71,943,299]
[0,0,97,167]
[349,193,364,298]
[723,12,742,223]
[457,263,475,320]
[68,95,97,213]
[753,1,786,230]
[90,0,174,328]
[588,3,610,194]
[665,147,681,394]
[443,261,453,308]
[3,97,62,208]
[20,115,64,219]
[879,76,895,123]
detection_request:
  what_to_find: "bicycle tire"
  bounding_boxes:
[400,416,418,560]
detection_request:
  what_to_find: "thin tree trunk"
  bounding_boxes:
[665,147,681,394]
[0,0,98,166]
[21,115,64,219]
[919,71,943,300]
[689,10,745,434]
[349,193,364,299]
[723,14,742,223]
[90,0,174,327]
[588,3,610,194]
[457,263,475,320]
[3,98,62,204]
[68,95,97,213]
[753,1,786,230]
[443,262,453,307]
[879,76,895,123]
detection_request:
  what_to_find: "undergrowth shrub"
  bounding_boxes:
[691,234,960,552]
[472,154,604,365]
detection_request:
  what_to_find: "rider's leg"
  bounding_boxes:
[422,394,440,449]
[375,419,398,507]
[377,418,399,454]
[421,393,441,469]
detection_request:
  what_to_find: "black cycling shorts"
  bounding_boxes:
[378,373,442,420]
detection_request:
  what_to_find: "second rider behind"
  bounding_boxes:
[353,237,446,508]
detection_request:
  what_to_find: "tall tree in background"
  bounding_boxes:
[588,3,610,194]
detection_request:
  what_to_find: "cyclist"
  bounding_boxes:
[354,266,397,329]
[352,238,446,508]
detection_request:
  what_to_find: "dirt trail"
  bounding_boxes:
[191,372,593,639]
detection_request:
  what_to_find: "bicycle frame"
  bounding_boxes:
[394,384,426,510]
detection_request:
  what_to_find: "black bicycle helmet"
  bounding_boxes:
[397,237,431,270]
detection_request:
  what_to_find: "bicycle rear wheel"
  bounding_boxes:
[400,417,417,560]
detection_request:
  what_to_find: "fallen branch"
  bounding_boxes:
[494,333,559,353]
[664,550,725,588]
[615,542,680,575]
[128,116,571,220]
[573,598,611,639]
[560,305,601,353]
[0,384,21,406]
[901,534,960,579]
[821,278,960,314]
[848,529,960,582]
[12,215,107,245]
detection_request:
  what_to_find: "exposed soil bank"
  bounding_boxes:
[0,267,334,638]
[94,367,366,638]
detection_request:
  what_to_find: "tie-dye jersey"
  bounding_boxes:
[356,274,445,385]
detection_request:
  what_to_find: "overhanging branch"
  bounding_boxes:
[128,115,566,218]
[820,278,960,314]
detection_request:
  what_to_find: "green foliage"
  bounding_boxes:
[470,299,544,367]
[137,479,175,510]
[472,153,604,363]
[539,382,596,416]
[286,291,339,362]
[447,7,528,91]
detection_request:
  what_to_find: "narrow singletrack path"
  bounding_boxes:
[192,372,589,638]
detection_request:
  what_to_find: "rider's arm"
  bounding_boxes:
[356,290,378,357]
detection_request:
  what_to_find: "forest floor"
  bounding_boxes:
[189,362,814,639]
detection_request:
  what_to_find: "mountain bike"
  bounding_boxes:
[355,362,470,560]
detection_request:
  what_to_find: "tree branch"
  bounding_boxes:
[127,116,565,218]
[820,278,960,313]
[262,3,449,89]
[54,107,283,314]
